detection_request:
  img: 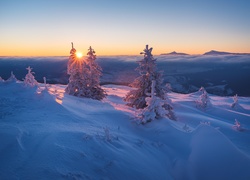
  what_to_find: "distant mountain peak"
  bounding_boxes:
[161,51,189,56]
[203,50,231,55]
[203,50,250,56]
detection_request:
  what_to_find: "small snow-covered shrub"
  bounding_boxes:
[165,83,172,93]
[233,119,242,131]
[24,66,38,87]
[200,121,211,126]
[199,86,205,94]
[6,71,18,82]
[183,124,191,132]
[36,77,48,94]
[140,80,167,124]
[0,77,4,82]
[231,94,239,108]
[196,87,210,109]
[141,95,167,124]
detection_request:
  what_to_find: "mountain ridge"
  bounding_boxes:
[161,51,189,56]
[203,50,250,55]
[160,50,250,56]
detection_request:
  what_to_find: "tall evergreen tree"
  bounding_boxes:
[65,42,86,97]
[125,45,165,109]
[65,43,105,100]
[84,46,106,100]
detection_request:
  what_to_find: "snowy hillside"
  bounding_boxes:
[1,81,250,179]
[0,83,250,179]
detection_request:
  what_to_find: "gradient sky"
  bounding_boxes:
[0,0,250,56]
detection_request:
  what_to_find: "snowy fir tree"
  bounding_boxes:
[65,43,105,100]
[66,42,79,76]
[23,66,38,87]
[140,80,167,124]
[65,42,86,97]
[125,45,165,109]
[6,71,17,82]
[231,94,239,108]
[83,46,106,100]
[196,87,210,109]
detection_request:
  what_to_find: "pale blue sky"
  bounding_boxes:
[0,0,249,56]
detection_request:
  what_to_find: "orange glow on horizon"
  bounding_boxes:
[0,45,250,57]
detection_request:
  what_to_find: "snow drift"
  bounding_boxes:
[1,81,250,179]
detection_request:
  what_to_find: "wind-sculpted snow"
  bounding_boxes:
[187,125,250,179]
[0,82,250,179]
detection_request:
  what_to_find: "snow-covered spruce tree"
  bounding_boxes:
[6,71,18,82]
[65,43,105,100]
[196,87,210,109]
[231,94,239,108]
[140,80,167,124]
[125,45,165,109]
[83,46,106,100]
[65,42,86,97]
[24,66,38,87]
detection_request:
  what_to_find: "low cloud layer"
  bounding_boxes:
[1,55,250,96]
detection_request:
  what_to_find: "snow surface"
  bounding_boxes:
[1,82,250,179]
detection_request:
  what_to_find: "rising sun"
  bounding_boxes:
[76,52,83,58]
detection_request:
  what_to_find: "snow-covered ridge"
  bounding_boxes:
[1,82,250,179]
